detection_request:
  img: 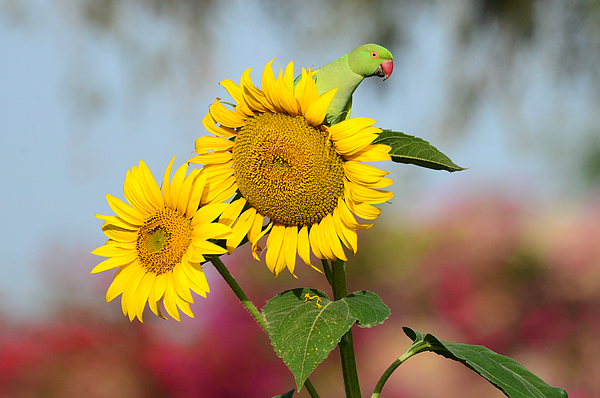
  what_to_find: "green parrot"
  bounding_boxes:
[296,43,394,125]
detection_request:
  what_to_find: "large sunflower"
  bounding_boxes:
[190,60,393,276]
[91,157,231,321]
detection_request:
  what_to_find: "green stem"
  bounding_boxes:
[370,338,431,398]
[211,255,266,330]
[321,259,333,285]
[304,378,320,398]
[330,259,362,398]
[210,256,320,398]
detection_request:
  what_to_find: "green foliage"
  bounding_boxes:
[372,130,465,172]
[262,288,390,391]
[271,389,295,398]
[402,327,568,398]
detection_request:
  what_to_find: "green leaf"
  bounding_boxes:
[271,389,295,398]
[372,130,465,172]
[344,290,390,328]
[262,289,389,391]
[402,327,568,398]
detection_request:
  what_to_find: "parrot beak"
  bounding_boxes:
[376,60,394,81]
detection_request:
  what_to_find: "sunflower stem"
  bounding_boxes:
[210,255,320,398]
[210,255,266,330]
[371,339,425,398]
[330,259,362,398]
[321,259,333,285]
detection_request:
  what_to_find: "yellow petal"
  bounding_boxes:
[282,225,298,277]
[138,160,165,210]
[297,225,314,269]
[308,223,325,260]
[161,156,176,208]
[344,144,391,163]
[343,161,391,187]
[105,263,139,302]
[248,213,266,259]
[305,88,337,126]
[265,224,286,275]
[91,252,137,273]
[219,198,246,227]
[333,206,358,254]
[162,274,181,321]
[226,207,256,254]
[168,161,188,210]
[173,262,193,303]
[102,225,137,243]
[202,111,237,138]
[124,168,154,215]
[346,180,394,204]
[192,202,229,227]
[195,136,235,154]
[95,214,138,231]
[251,219,272,261]
[177,167,196,216]
[328,118,376,141]
[261,59,285,113]
[324,214,347,261]
[202,177,237,205]
[131,272,156,323]
[175,295,194,319]
[106,194,146,226]
[219,79,248,113]
[186,171,207,219]
[240,69,271,113]
[333,129,379,156]
[91,243,129,258]
[344,194,380,222]
[181,261,209,296]
[189,151,233,165]
[148,298,166,319]
[210,98,246,128]
[121,265,146,317]
[150,273,167,303]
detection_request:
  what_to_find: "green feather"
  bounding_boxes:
[295,44,393,125]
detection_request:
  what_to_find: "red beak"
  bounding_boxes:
[380,60,393,81]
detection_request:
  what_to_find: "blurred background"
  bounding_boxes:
[1,0,599,396]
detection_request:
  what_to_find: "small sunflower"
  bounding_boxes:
[91,157,231,322]
[190,60,393,277]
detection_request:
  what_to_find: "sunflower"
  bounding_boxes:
[189,60,393,277]
[91,157,231,322]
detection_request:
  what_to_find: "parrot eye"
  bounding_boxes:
[371,51,378,58]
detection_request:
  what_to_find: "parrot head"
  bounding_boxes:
[348,43,394,81]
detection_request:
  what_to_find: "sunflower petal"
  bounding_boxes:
[305,88,337,126]
[210,98,246,128]
[91,252,137,273]
[106,194,146,226]
[105,263,139,302]
[138,160,165,210]
[202,111,237,138]
[265,224,286,275]
[282,225,298,277]
[226,207,256,254]
[192,202,229,227]
[195,136,235,153]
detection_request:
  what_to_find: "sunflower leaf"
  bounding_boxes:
[372,130,465,172]
[263,288,388,391]
[402,327,568,398]
[344,290,390,328]
[271,389,295,398]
